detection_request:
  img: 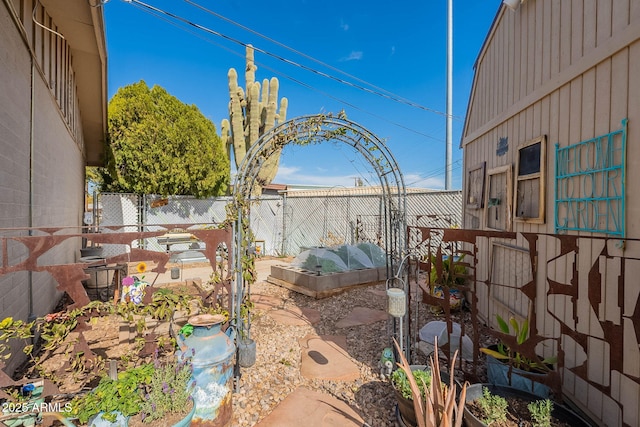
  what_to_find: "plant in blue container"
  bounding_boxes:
[480,315,557,372]
[480,315,557,398]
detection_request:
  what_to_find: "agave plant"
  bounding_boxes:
[393,337,467,427]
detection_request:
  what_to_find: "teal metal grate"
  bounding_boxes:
[554,119,627,236]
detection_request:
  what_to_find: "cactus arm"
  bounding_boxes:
[224,45,289,185]
[228,68,246,168]
[245,45,256,88]
[278,97,288,123]
[247,82,260,149]
[265,77,278,129]
[221,118,231,160]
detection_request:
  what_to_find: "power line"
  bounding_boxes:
[122,0,467,193]
[127,0,461,120]
[125,0,449,143]
[405,159,462,187]
[183,0,463,121]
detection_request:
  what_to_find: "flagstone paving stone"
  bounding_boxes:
[335,306,389,328]
[252,293,285,311]
[298,334,360,381]
[268,306,321,326]
[254,387,364,427]
[368,288,388,297]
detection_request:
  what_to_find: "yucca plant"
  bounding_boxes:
[393,337,467,427]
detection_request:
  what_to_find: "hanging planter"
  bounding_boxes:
[237,337,256,368]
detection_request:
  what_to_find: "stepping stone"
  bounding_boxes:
[254,387,364,427]
[367,288,387,297]
[335,306,388,328]
[269,306,321,326]
[252,294,284,311]
[298,335,359,381]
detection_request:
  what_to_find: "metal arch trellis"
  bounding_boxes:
[230,113,409,362]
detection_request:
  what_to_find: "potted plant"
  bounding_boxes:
[393,338,467,427]
[480,315,557,398]
[463,385,508,426]
[427,253,466,314]
[134,354,195,426]
[528,398,553,427]
[66,364,154,426]
[391,365,433,427]
[463,383,592,427]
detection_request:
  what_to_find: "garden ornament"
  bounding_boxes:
[379,347,395,379]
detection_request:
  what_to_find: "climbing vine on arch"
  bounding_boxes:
[230,113,408,350]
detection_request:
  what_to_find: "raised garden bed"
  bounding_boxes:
[267,265,386,298]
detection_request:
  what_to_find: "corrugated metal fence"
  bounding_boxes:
[98,190,462,257]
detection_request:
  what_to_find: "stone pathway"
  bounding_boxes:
[250,276,389,426]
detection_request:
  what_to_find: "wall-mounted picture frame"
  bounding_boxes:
[484,164,513,231]
[466,161,486,209]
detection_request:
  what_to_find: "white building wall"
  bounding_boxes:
[0,1,89,373]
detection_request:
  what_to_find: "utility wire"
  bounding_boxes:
[127,0,460,120]
[405,159,462,187]
[183,0,463,121]
[126,0,449,143]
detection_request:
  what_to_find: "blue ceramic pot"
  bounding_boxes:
[171,403,196,427]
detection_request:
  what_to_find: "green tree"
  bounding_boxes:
[100,81,229,197]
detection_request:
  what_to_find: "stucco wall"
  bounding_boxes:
[0,1,86,373]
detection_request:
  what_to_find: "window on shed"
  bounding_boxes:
[466,162,486,209]
[484,165,512,231]
[514,136,546,223]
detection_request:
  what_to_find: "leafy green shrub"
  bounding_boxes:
[476,386,508,426]
[391,367,432,400]
[528,399,553,427]
[301,253,344,273]
[66,364,154,423]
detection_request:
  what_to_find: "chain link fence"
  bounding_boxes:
[97,190,462,257]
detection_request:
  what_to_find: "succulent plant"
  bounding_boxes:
[221,45,288,191]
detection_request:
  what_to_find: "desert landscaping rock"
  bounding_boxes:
[213,259,488,426]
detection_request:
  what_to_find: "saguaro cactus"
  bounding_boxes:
[221,45,288,189]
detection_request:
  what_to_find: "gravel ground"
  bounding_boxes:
[231,275,490,427]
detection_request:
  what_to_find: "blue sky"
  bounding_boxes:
[104,0,500,190]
